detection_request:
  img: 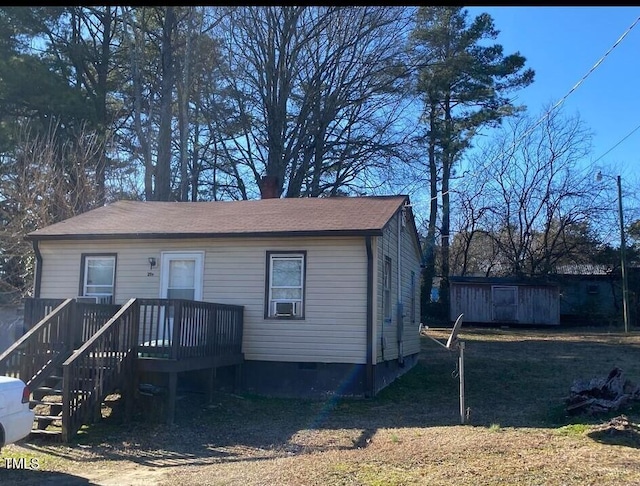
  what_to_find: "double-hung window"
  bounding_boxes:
[266,252,305,318]
[80,254,116,304]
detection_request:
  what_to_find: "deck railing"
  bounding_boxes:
[75,303,121,343]
[137,299,243,361]
[62,298,139,442]
[22,298,120,345]
[0,299,74,390]
[23,298,66,331]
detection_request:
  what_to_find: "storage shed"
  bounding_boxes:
[449,277,560,326]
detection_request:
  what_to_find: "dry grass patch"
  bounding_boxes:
[4,325,640,485]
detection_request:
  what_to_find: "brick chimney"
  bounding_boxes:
[259,175,279,199]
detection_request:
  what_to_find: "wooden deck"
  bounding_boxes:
[133,299,244,423]
[22,297,245,373]
[1,297,244,439]
[135,299,244,369]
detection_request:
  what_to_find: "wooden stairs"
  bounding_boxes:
[30,364,65,438]
[2,296,245,437]
[0,298,138,442]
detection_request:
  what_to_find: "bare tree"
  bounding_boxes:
[120,7,234,201]
[121,6,156,200]
[0,121,107,297]
[455,107,609,277]
[220,6,412,198]
[66,7,123,205]
[449,171,499,276]
[153,6,177,201]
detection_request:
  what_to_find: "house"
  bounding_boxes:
[449,276,560,326]
[23,194,423,402]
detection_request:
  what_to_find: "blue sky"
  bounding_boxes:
[465,6,640,182]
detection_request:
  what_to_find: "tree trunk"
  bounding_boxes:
[156,6,176,201]
[94,7,112,206]
[178,7,193,202]
[421,100,439,310]
[440,94,452,316]
[125,7,154,201]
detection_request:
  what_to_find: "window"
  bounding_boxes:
[410,271,416,324]
[383,256,392,321]
[80,254,116,303]
[160,252,204,301]
[266,252,306,318]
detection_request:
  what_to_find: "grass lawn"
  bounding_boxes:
[2,325,640,485]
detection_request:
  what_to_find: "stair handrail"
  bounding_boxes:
[0,299,75,390]
[61,298,138,442]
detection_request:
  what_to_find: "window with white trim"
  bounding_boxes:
[266,252,305,318]
[81,255,116,303]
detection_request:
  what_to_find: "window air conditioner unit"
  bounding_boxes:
[274,301,299,317]
[76,296,99,304]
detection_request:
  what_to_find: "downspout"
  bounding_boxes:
[32,240,42,298]
[397,209,404,366]
[365,236,375,397]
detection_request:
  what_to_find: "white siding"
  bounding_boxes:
[400,211,423,355]
[38,236,369,363]
[375,208,422,362]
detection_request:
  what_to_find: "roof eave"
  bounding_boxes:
[25,228,384,242]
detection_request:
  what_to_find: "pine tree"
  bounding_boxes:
[409,6,534,313]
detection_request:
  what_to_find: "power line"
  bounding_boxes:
[406,13,640,206]
[458,13,640,196]
[592,121,640,165]
[540,14,640,119]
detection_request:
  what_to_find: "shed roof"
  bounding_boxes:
[26,195,411,241]
[449,276,559,287]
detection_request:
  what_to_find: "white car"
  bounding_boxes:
[0,376,34,451]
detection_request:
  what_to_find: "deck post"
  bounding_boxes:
[23,298,34,332]
[126,301,140,423]
[124,375,133,423]
[207,367,216,404]
[167,371,177,424]
[234,364,242,393]
[171,301,182,360]
[71,301,83,349]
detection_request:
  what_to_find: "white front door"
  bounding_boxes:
[158,252,204,343]
[160,252,204,301]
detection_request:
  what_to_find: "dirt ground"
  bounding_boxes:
[2,326,640,485]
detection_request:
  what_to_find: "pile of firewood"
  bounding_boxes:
[566,367,640,415]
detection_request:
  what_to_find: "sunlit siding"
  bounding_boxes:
[38,236,369,363]
[375,209,422,362]
[400,211,422,356]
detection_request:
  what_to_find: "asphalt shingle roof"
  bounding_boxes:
[27,195,410,240]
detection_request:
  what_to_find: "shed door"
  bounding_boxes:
[492,286,518,322]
